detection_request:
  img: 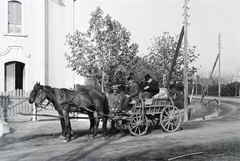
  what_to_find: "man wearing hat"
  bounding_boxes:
[108,85,121,130]
[108,85,121,111]
[143,74,159,98]
[119,76,140,112]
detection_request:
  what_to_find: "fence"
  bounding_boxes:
[0,89,58,122]
[0,90,33,122]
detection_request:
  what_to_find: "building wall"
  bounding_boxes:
[0,0,45,92]
[48,0,74,89]
[0,0,84,92]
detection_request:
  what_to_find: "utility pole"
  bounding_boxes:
[235,69,240,97]
[200,53,219,102]
[195,65,201,98]
[195,75,197,97]
[218,33,221,106]
[183,0,190,122]
[73,0,76,89]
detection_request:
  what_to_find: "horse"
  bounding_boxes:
[29,82,109,142]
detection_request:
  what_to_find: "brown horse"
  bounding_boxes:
[29,82,109,142]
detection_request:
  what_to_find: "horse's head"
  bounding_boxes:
[34,86,48,107]
[29,82,42,104]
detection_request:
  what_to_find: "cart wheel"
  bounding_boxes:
[160,105,182,132]
[128,114,148,136]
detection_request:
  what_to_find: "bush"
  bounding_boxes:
[169,89,189,109]
[206,82,240,96]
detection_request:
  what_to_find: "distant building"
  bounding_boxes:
[0,0,84,92]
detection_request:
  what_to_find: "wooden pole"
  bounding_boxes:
[101,70,104,93]
[44,0,49,85]
[165,26,184,88]
[235,69,240,97]
[200,54,219,102]
[195,75,198,97]
[168,152,204,161]
[218,33,221,106]
[101,51,105,93]
[183,0,189,122]
[73,0,76,89]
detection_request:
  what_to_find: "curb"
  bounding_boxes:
[193,108,221,121]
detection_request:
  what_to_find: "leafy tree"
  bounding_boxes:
[147,33,199,85]
[118,32,199,92]
[125,56,155,82]
[65,7,138,89]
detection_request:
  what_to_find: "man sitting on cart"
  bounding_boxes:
[142,74,159,98]
[118,76,140,113]
[108,85,121,111]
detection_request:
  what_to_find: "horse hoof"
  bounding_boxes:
[102,133,108,139]
[63,139,71,143]
[59,135,65,139]
[89,134,96,139]
[103,136,108,139]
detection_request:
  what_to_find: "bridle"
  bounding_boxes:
[35,88,52,109]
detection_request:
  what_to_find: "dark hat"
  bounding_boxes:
[129,72,134,76]
[145,74,151,81]
[127,76,133,81]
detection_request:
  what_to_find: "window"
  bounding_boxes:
[8,1,22,33]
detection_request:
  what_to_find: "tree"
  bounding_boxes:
[125,56,157,83]
[147,33,199,84]
[65,7,138,89]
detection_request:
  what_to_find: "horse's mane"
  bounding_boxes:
[42,85,55,94]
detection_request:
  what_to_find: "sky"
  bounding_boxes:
[74,0,240,79]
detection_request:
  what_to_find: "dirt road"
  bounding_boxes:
[0,100,240,161]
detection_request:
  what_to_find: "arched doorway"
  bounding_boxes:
[4,61,25,91]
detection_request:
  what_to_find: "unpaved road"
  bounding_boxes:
[0,99,240,161]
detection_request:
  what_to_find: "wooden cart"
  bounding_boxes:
[110,90,182,136]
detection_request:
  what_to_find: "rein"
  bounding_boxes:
[79,106,110,117]
[36,99,52,109]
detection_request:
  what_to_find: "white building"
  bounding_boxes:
[0,0,84,93]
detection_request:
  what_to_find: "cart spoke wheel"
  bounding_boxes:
[128,114,148,136]
[160,105,182,132]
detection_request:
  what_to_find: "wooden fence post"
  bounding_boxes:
[1,96,10,122]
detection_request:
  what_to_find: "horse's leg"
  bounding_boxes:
[62,108,71,142]
[93,111,100,138]
[102,115,108,138]
[68,108,74,136]
[102,97,109,138]
[58,111,66,139]
[88,112,95,138]
[69,121,74,136]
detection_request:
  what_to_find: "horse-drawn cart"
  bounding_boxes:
[110,89,182,136]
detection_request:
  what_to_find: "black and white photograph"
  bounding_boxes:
[0,0,240,160]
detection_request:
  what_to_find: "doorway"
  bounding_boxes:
[5,61,25,91]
